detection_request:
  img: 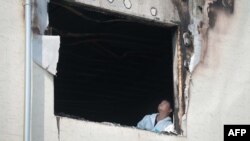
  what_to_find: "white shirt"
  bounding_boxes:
[137,113,174,133]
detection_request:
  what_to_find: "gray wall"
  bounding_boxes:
[0,1,25,141]
[1,0,250,141]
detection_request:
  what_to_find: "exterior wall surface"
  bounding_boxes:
[32,1,250,141]
[1,0,250,141]
[64,0,180,25]
[188,1,250,140]
[0,1,25,141]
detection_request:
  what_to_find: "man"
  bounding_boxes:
[137,99,174,133]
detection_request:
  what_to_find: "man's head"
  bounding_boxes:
[158,99,172,115]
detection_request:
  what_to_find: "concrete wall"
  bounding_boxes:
[33,1,250,141]
[0,1,25,141]
[65,0,180,25]
[1,0,250,141]
[32,63,59,141]
[188,1,250,140]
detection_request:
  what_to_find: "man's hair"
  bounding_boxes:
[162,99,173,109]
[162,99,174,119]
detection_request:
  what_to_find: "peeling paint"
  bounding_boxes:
[32,35,60,75]
[188,19,203,73]
[176,29,184,135]
[107,0,114,3]
[123,0,132,9]
[188,0,235,73]
[171,0,191,135]
[171,0,235,136]
[150,7,157,16]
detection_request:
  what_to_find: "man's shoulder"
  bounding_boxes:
[143,113,157,119]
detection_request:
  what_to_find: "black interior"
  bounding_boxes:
[49,0,175,126]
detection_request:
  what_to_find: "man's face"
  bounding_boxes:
[158,100,172,114]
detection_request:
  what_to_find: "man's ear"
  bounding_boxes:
[169,108,173,113]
